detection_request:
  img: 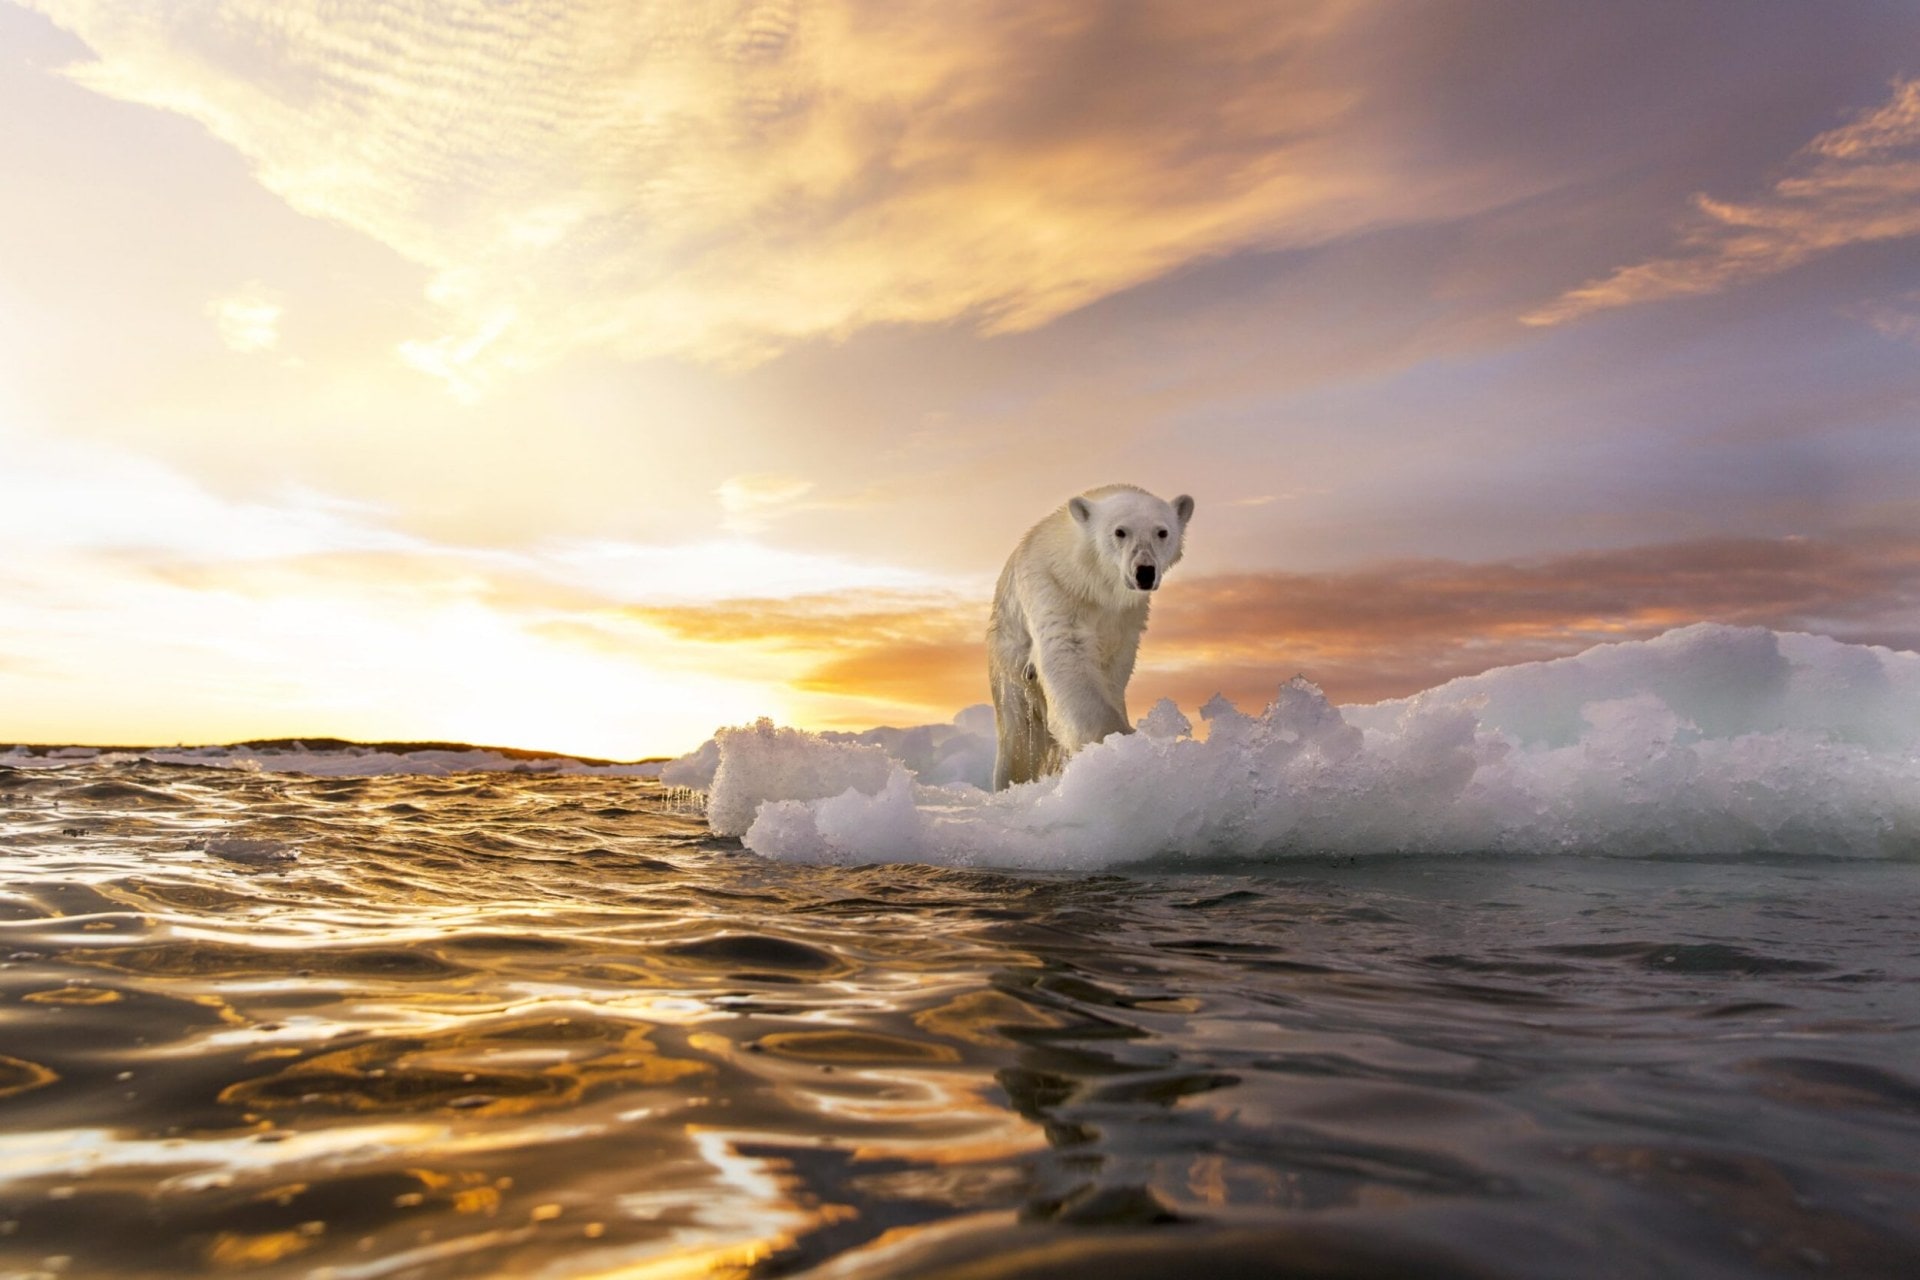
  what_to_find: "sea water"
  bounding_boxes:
[0,625,1916,1278]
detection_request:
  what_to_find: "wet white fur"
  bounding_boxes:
[987,484,1194,790]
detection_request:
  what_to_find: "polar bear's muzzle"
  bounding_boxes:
[1133,563,1158,591]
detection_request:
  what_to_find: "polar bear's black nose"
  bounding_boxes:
[1135,564,1157,590]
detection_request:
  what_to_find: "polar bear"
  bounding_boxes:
[987,484,1195,790]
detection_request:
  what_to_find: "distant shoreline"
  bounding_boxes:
[0,738,671,768]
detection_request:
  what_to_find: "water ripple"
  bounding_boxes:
[0,760,1914,1277]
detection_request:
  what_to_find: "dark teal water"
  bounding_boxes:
[1,760,1917,1278]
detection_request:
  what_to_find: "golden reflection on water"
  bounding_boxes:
[914,990,1062,1047]
[4,763,1919,1278]
[207,1224,324,1268]
[685,1027,1048,1170]
[21,985,122,1005]
[755,1030,960,1064]
[221,1014,709,1119]
[0,1056,57,1101]
[0,764,1080,1277]
[584,1238,776,1280]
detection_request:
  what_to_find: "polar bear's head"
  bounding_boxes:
[1068,486,1195,595]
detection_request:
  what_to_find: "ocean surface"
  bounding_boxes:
[2,753,1917,1279]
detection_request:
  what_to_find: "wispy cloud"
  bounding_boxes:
[0,421,955,750]
[1527,78,1920,326]
[5,413,1916,746]
[0,423,415,561]
[632,592,986,724]
[395,306,516,402]
[207,282,282,354]
[1140,534,1920,706]
[0,542,777,755]
[26,0,1539,392]
[634,534,1920,723]
[1854,289,1920,346]
[715,473,815,534]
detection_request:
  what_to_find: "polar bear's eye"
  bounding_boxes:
[1156,528,1168,539]
[1113,528,1128,540]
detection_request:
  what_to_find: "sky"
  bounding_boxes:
[2,0,1918,759]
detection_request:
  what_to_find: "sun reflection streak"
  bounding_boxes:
[0,1122,563,1190]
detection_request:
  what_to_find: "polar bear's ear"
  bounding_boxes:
[1173,494,1195,526]
[1068,496,1093,526]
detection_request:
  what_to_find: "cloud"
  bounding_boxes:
[25,0,1549,391]
[715,473,816,534]
[1138,534,1920,706]
[633,592,987,723]
[0,417,972,749]
[634,534,1920,723]
[6,414,1916,748]
[0,422,417,561]
[536,536,951,604]
[1854,289,1920,346]
[207,281,283,353]
[1527,77,1920,326]
[395,305,516,402]
[0,542,776,755]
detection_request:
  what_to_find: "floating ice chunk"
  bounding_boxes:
[705,719,896,837]
[1136,698,1192,740]
[710,626,1920,867]
[658,738,721,789]
[659,704,996,794]
[749,765,929,864]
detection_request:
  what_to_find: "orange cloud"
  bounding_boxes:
[1128,537,1912,706]
[1135,534,1920,706]
[11,522,1915,750]
[631,594,988,725]
[635,535,1920,722]
[1527,78,1920,325]
[0,542,781,756]
[28,0,1530,389]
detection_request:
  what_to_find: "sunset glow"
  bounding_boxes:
[3,1,1918,757]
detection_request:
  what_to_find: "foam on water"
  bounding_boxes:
[687,626,1920,867]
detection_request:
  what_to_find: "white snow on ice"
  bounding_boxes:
[681,625,1920,867]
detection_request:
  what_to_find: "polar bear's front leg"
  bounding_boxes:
[1032,633,1132,756]
[991,666,1051,790]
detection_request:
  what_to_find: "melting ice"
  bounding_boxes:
[674,625,1920,867]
